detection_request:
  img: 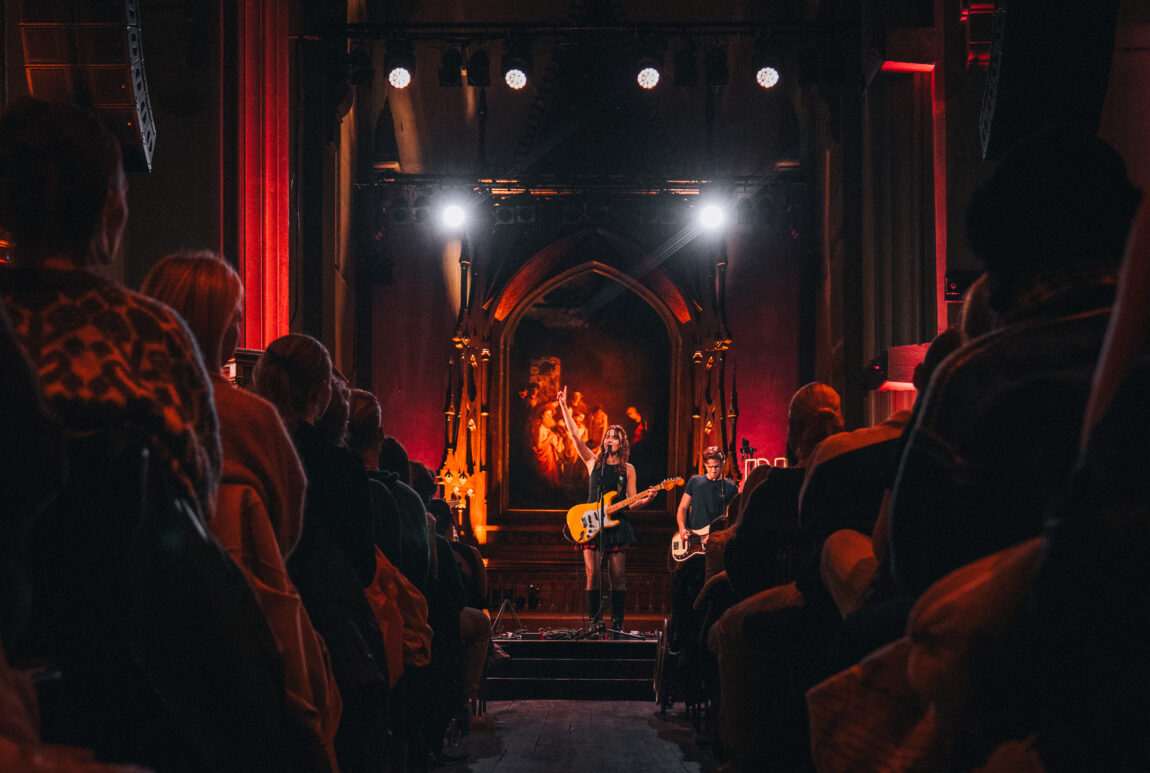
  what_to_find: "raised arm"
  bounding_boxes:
[557,385,596,470]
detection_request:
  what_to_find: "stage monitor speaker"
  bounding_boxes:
[979,0,1120,160]
[20,0,155,172]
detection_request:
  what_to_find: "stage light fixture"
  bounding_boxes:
[467,50,490,87]
[736,198,754,224]
[501,38,533,90]
[442,204,467,230]
[674,46,697,87]
[704,45,728,86]
[388,196,411,223]
[752,39,782,89]
[385,40,415,89]
[439,48,463,87]
[635,39,664,90]
[699,202,726,230]
[637,64,660,89]
[412,195,432,222]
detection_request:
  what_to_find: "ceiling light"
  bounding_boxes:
[502,38,533,90]
[699,203,726,230]
[442,204,466,230]
[752,38,783,89]
[637,66,660,89]
[635,40,664,90]
[385,40,415,89]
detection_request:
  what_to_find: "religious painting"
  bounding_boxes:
[508,273,670,510]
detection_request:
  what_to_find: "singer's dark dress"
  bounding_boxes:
[580,461,638,551]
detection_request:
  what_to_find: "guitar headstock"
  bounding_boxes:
[657,477,685,491]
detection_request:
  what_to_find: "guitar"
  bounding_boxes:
[670,525,711,562]
[565,477,684,544]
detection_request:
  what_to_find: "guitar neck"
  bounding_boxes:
[605,485,656,515]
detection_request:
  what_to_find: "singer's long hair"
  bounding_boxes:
[596,424,630,467]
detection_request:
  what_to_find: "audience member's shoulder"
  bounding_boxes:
[807,418,906,470]
[212,375,283,428]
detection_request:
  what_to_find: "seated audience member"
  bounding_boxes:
[428,499,492,710]
[703,383,841,772]
[409,460,440,506]
[1,97,309,773]
[808,188,1150,773]
[378,436,433,586]
[722,382,844,598]
[888,130,1141,599]
[311,375,378,587]
[141,251,341,771]
[255,335,389,773]
[348,388,405,568]
[0,97,218,527]
[816,327,963,621]
[0,310,141,772]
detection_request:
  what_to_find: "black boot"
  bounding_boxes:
[610,590,626,637]
[586,590,602,626]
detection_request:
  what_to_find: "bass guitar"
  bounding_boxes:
[670,525,711,562]
[565,477,684,544]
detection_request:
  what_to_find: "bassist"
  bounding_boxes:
[557,385,652,633]
[675,447,738,551]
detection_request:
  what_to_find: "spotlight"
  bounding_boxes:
[674,45,697,87]
[637,64,660,89]
[502,38,533,90]
[704,46,728,86]
[752,39,782,89]
[442,204,467,230]
[385,40,415,89]
[698,203,726,231]
[439,48,463,87]
[635,39,664,90]
[467,50,490,87]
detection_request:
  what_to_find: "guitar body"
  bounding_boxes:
[670,525,711,562]
[566,492,621,544]
[562,477,685,544]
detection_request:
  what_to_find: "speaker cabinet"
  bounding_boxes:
[20,0,155,172]
[979,0,1120,160]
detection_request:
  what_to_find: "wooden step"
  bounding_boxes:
[486,636,657,701]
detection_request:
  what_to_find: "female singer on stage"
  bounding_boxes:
[557,386,652,634]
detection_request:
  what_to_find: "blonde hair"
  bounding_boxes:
[787,382,844,465]
[141,250,243,367]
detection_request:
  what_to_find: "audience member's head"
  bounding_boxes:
[427,498,454,538]
[409,461,438,505]
[966,130,1140,313]
[959,274,994,343]
[253,334,332,434]
[0,97,126,269]
[787,382,844,465]
[912,327,964,395]
[379,435,412,485]
[348,388,384,463]
[315,375,350,446]
[141,250,244,368]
